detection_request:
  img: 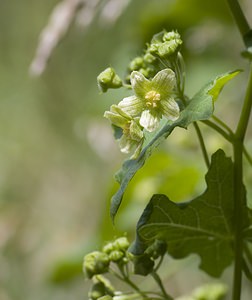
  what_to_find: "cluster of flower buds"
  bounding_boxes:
[83,237,131,300]
[148,30,182,58]
[97,30,184,157]
[125,54,157,83]
[83,237,130,278]
[83,236,168,300]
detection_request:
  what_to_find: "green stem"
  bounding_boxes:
[202,119,233,142]
[151,271,173,300]
[226,0,251,39]
[193,122,210,168]
[212,115,234,136]
[118,265,149,299]
[232,63,252,300]
[172,57,210,169]
[235,66,252,141]
[232,140,244,300]
[202,119,252,166]
[154,255,165,272]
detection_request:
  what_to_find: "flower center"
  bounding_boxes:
[145,90,161,108]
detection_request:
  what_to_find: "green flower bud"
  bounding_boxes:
[163,30,181,42]
[83,251,110,278]
[148,43,160,55]
[109,250,124,262]
[122,256,129,264]
[148,30,182,58]
[113,237,130,251]
[143,52,156,64]
[138,68,150,78]
[157,39,182,57]
[102,242,115,254]
[129,57,144,71]
[97,67,122,93]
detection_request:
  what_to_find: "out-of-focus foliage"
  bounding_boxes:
[0,0,251,300]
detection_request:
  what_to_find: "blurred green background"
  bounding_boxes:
[0,0,251,299]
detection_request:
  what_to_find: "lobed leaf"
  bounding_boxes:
[110,70,240,220]
[130,150,249,277]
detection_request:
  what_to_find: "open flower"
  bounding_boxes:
[118,68,180,132]
[104,105,144,154]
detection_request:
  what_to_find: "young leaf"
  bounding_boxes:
[130,149,248,277]
[110,71,240,220]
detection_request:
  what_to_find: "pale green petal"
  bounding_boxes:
[130,71,151,99]
[118,95,144,117]
[110,104,131,120]
[129,121,144,141]
[161,98,180,121]
[119,135,134,153]
[151,69,176,97]
[140,110,160,132]
[104,110,128,128]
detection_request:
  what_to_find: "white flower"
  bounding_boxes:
[118,69,180,132]
[104,105,144,154]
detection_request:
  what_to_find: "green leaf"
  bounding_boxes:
[208,70,241,102]
[130,150,248,277]
[110,71,240,220]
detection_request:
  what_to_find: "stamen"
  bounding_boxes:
[145,90,161,108]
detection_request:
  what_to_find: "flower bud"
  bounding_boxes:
[83,251,110,278]
[163,30,181,42]
[143,52,156,64]
[102,242,115,254]
[109,250,124,262]
[113,237,130,251]
[157,39,182,57]
[97,68,122,93]
[148,30,182,58]
[129,57,144,71]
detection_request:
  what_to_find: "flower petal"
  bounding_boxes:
[129,121,144,141]
[119,135,134,153]
[130,71,151,99]
[151,69,176,97]
[118,95,144,117]
[104,110,128,128]
[140,110,160,132]
[161,98,180,121]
